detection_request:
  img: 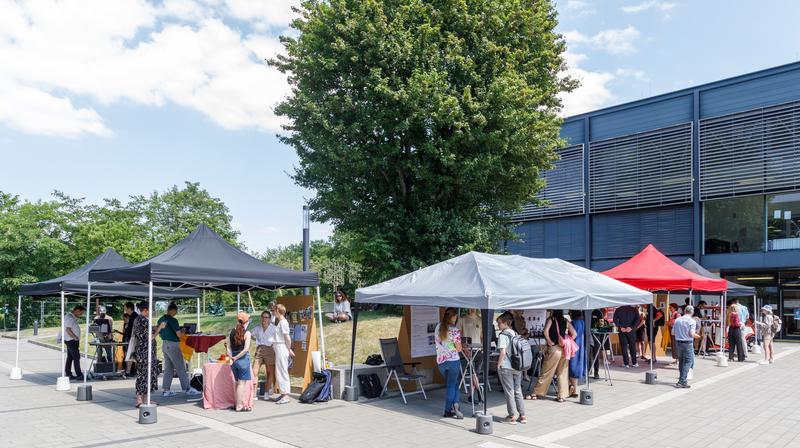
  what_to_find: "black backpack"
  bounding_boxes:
[358,373,382,399]
[190,374,203,391]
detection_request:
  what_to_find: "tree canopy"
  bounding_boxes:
[273,0,575,281]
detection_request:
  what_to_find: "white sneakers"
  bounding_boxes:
[162,388,201,397]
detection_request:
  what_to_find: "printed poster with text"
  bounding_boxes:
[410,306,439,358]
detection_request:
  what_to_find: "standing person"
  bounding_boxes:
[93,305,114,363]
[754,305,777,364]
[227,312,252,411]
[568,310,586,398]
[646,304,664,361]
[613,305,641,368]
[667,303,681,364]
[511,310,530,338]
[251,309,277,399]
[727,305,746,362]
[496,313,525,424]
[734,299,749,360]
[122,302,138,374]
[636,306,648,362]
[531,309,576,402]
[134,302,160,408]
[325,289,352,322]
[458,309,483,401]
[435,307,463,419]
[273,304,295,405]
[672,305,700,388]
[158,302,200,397]
[63,305,86,380]
[589,308,606,380]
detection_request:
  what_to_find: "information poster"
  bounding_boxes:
[410,306,439,358]
[522,310,547,337]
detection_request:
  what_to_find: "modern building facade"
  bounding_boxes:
[507,62,800,339]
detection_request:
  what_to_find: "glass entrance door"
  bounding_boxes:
[781,289,800,339]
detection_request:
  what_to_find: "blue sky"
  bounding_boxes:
[1,0,799,252]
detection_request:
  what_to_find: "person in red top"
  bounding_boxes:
[727,306,746,362]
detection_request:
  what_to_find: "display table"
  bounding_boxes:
[185,334,226,353]
[591,330,614,386]
[202,362,254,410]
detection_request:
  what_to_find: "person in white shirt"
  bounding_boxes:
[251,309,277,399]
[63,305,86,380]
[273,304,295,404]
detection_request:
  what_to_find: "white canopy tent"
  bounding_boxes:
[356,252,652,309]
[349,252,652,419]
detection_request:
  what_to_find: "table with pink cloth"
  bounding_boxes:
[202,362,254,410]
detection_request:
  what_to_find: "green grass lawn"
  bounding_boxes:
[10,310,402,368]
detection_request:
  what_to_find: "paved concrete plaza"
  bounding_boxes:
[1,336,799,448]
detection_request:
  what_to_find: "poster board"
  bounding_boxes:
[522,310,547,337]
[276,295,318,392]
[410,306,439,358]
[396,306,444,391]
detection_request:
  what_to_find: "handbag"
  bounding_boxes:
[125,334,137,362]
[555,319,579,360]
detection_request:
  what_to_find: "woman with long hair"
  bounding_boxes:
[273,303,295,404]
[530,309,576,402]
[134,302,161,408]
[435,307,463,419]
[325,289,352,322]
[567,310,585,398]
[227,311,252,411]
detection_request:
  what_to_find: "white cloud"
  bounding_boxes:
[563,25,641,55]
[562,0,596,17]
[621,1,675,15]
[559,52,616,117]
[0,0,297,138]
[615,68,649,82]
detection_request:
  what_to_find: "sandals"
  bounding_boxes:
[556,398,566,403]
[235,406,252,412]
[503,415,517,425]
[524,394,537,400]
[518,416,528,424]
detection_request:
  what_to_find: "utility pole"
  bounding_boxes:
[303,205,310,296]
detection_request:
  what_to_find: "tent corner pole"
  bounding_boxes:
[83,283,91,386]
[60,290,66,381]
[236,286,241,313]
[584,309,590,390]
[196,294,201,371]
[13,294,22,374]
[348,300,359,388]
[315,286,326,367]
[147,281,153,406]
[649,297,654,372]
[481,308,492,416]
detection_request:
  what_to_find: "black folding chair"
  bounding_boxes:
[379,338,427,404]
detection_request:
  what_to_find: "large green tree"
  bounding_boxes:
[273,0,575,281]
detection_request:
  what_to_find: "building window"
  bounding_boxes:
[703,196,764,254]
[767,192,800,251]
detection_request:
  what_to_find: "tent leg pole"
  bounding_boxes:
[11,295,23,379]
[236,286,240,313]
[585,310,590,390]
[59,290,67,388]
[83,284,91,387]
[477,308,493,434]
[196,295,201,371]
[147,282,153,406]
[344,301,359,401]
[315,286,326,368]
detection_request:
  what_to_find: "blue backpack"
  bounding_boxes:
[300,369,333,403]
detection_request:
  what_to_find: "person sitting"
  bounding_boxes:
[325,289,352,323]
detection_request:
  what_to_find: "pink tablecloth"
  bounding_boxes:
[202,362,254,410]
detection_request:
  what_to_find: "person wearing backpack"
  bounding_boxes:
[754,305,780,364]
[530,310,576,402]
[496,313,526,424]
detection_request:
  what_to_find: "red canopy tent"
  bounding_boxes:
[602,244,727,378]
[602,244,726,292]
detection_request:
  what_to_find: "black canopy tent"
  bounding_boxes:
[13,249,198,388]
[87,224,321,412]
[680,258,755,297]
